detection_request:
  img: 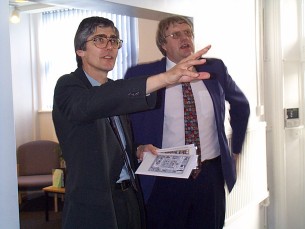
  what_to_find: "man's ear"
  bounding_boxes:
[76,49,84,57]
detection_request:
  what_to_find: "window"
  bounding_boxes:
[34,8,138,110]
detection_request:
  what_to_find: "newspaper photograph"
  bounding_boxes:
[135,144,198,179]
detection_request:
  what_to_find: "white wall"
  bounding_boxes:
[264,0,305,228]
[10,14,37,147]
[137,18,163,63]
[282,0,305,225]
[0,0,20,228]
[224,205,266,229]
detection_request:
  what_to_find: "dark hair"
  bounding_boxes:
[74,16,120,67]
[156,16,193,56]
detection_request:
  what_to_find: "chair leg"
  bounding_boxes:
[54,193,58,212]
[18,192,22,205]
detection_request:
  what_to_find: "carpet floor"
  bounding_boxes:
[19,193,62,229]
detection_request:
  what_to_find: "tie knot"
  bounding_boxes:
[182,82,191,87]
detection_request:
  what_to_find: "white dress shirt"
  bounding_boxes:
[162,59,220,161]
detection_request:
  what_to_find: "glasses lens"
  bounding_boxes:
[109,38,120,47]
[166,30,193,39]
[171,31,181,39]
[93,36,106,48]
[184,30,193,37]
[93,37,122,49]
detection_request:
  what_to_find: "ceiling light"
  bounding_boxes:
[10,8,20,24]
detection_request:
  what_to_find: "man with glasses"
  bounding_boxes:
[124,16,250,229]
[52,16,211,229]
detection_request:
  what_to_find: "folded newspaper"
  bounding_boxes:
[135,144,198,179]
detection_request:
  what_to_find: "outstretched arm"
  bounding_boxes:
[146,45,211,94]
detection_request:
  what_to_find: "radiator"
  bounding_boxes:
[225,122,269,222]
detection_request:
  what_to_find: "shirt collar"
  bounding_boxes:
[83,70,101,86]
[166,58,176,71]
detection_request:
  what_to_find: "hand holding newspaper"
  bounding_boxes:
[135,144,198,179]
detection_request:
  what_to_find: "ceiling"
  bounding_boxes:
[9,0,174,21]
[9,0,61,13]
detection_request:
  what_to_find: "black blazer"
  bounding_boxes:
[52,67,156,229]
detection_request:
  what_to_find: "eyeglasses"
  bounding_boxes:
[85,35,123,49]
[164,30,194,40]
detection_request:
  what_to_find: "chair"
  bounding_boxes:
[17,140,61,204]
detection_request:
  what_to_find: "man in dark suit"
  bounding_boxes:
[124,16,250,229]
[52,16,211,229]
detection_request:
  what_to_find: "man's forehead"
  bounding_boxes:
[167,22,190,30]
[92,27,116,35]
